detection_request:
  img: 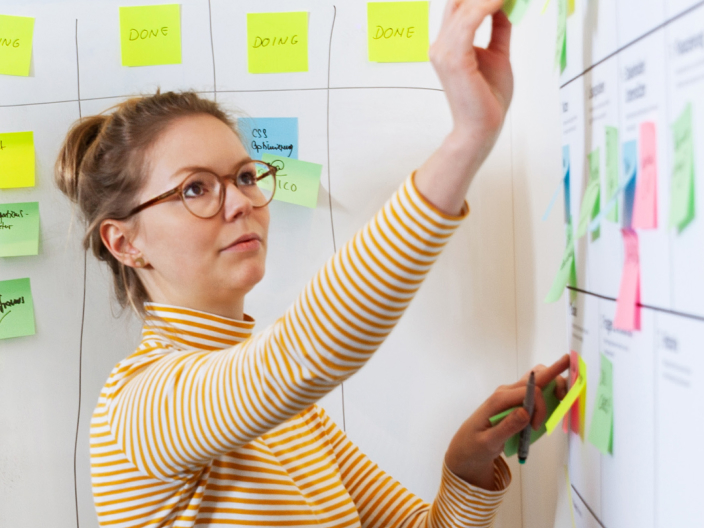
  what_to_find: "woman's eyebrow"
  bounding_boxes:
[169,158,255,180]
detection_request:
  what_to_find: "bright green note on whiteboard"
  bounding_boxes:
[0,277,35,340]
[588,354,613,455]
[247,12,309,73]
[502,0,532,24]
[670,103,695,233]
[0,201,39,257]
[367,2,429,62]
[119,4,182,67]
[0,15,34,76]
[261,154,321,208]
[0,131,35,189]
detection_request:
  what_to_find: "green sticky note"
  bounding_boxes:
[0,277,36,339]
[670,103,695,233]
[588,354,613,455]
[576,149,601,239]
[0,15,34,77]
[0,131,35,189]
[605,127,619,223]
[545,223,575,303]
[261,154,322,208]
[0,202,39,257]
[247,12,308,74]
[502,0,533,24]
[555,0,567,74]
[367,2,429,62]
[489,380,559,457]
[119,4,182,67]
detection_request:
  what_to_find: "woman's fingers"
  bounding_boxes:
[535,354,571,388]
[483,407,530,448]
[555,374,568,399]
[488,10,512,57]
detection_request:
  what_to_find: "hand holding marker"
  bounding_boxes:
[518,371,536,464]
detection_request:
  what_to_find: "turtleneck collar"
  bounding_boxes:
[142,302,255,351]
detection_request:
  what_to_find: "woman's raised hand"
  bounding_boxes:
[444,355,570,490]
[414,0,513,216]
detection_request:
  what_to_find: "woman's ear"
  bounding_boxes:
[100,219,147,269]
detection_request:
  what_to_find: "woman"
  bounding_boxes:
[57,1,568,526]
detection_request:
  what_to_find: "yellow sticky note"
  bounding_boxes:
[0,132,35,189]
[119,4,182,67]
[247,12,308,74]
[546,372,585,434]
[0,15,35,76]
[368,2,429,62]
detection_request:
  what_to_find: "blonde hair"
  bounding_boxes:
[55,90,240,316]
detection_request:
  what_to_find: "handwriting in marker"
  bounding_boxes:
[670,103,696,233]
[247,12,309,74]
[367,2,429,63]
[588,354,614,455]
[0,278,35,340]
[0,14,34,76]
[0,202,40,257]
[119,4,182,67]
[238,118,299,161]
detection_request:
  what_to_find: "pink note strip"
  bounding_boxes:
[632,121,658,229]
[614,229,641,331]
[563,350,580,433]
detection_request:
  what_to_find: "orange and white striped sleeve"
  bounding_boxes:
[106,174,469,480]
[317,406,511,528]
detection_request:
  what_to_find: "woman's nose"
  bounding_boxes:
[222,179,253,221]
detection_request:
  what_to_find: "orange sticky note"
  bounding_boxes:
[632,122,658,229]
[614,229,641,331]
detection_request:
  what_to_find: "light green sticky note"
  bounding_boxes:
[0,131,35,189]
[545,223,575,303]
[0,277,35,339]
[605,127,619,223]
[367,2,429,62]
[261,154,322,208]
[502,0,533,24]
[0,202,39,257]
[247,12,308,74]
[119,4,182,67]
[576,149,601,239]
[588,354,613,455]
[489,380,559,457]
[554,0,567,73]
[0,15,34,76]
[670,103,695,233]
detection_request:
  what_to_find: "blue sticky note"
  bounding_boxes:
[238,117,298,160]
[622,140,638,229]
[563,145,571,224]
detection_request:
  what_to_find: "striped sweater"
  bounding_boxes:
[90,175,512,527]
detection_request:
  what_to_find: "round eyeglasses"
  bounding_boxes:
[125,159,278,219]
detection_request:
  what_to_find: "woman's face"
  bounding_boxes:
[129,114,270,316]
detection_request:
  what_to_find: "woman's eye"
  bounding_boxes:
[237,171,257,186]
[183,181,208,198]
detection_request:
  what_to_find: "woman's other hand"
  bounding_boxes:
[444,354,570,490]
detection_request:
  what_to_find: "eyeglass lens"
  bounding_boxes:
[180,160,275,218]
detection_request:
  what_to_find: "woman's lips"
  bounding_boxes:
[222,234,261,252]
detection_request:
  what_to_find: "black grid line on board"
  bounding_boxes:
[560,0,704,89]
[571,484,608,528]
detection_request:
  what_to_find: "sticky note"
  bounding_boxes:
[261,154,322,208]
[502,0,533,24]
[0,202,39,257]
[614,228,641,331]
[0,131,35,189]
[367,2,429,62]
[489,380,560,457]
[632,122,658,229]
[670,103,695,233]
[0,277,35,339]
[247,12,308,74]
[562,351,586,436]
[576,149,601,239]
[563,146,572,224]
[119,4,182,67]
[0,15,34,76]
[545,222,576,303]
[588,354,613,455]
[555,0,567,74]
[546,361,585,435]
[605,127,619,223]
[563,350,578,433]
[238,118,298,160]
[622,140,637,229]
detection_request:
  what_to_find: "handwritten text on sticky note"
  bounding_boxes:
[0,14,34,76]
[0,277,35,340]
[633,121,658,229]
[0,202,39,257]
[238,117,298,160]
[614,228,641,331]
[247,12,308,74]
[119,4,182,67]
[0,131,35,189]
[588,354,613,455]
[670,103,695,233]
[261,154,322,208]
[367,2,429,62]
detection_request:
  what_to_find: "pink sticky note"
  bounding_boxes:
[632,122,658,229]
[562,350,579,432]
[614,229,641,331]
